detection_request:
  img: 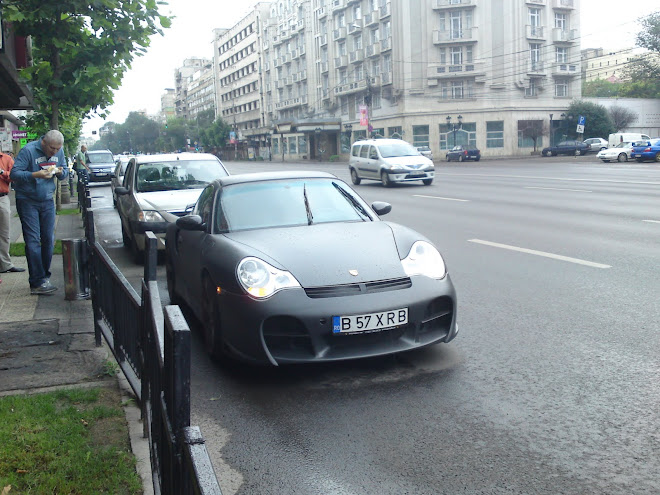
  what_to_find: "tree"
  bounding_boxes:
[582,79,621,98]
[561,101,615,140]
[608,105,638,132]
[3,0,171,130]
[518,120,548,152]
[623,11,660,95]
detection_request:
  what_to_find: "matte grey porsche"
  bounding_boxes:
[165,171,458,365]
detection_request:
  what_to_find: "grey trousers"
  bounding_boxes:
[0,194,12,271]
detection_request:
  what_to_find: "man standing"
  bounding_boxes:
[0,151,26,275]
[10,130,69,295]
[75,144,90,183]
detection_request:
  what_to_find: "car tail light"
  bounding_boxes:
[644,147,651,152]
[464,150,467,155]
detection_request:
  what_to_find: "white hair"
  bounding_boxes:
[43,130,64,146]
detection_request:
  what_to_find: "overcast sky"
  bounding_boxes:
[81,0,658,137]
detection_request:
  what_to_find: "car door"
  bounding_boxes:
[117,159,136,239]
[366,145,380,178]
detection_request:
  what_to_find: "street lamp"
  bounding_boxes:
[549,114,553,147]
[315,127,323,160]
[446,115,463,148]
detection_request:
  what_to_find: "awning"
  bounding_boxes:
[274,124,292,133]
[296,124,341,132]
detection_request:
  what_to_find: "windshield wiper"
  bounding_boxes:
[303,183,313,225]
[332,182,370,221]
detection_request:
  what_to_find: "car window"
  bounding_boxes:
[135,159,228,193]
[196,185,215,227]
[218,178,373,232]
[378,142,419,157]
[123,160,135,188]
[369,146,378,160]
[87,152,114,164]
[359,145,369,158]
[351,145,360,157]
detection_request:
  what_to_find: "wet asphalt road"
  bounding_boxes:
[92,156,660,494]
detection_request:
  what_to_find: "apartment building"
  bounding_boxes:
[256,0,581,159]
[186,62,216,120]
[174,58,211,120]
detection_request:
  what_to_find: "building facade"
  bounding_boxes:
[174,58,212,120]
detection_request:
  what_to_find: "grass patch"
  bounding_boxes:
[9,240,63,257]
[56,207,81,215]
[0,387,141,494]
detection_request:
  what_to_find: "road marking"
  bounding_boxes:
[435,172,660,186]
[524,186,592,192]
[643,220,660,224]
[468,239,611,269]
[413,195,470,202]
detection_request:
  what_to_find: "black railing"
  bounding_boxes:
[82,184,222,495]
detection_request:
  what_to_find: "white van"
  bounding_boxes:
[608,133,651,148]
[348,139,434,187]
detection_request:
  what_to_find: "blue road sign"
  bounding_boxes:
[578,115,586,126]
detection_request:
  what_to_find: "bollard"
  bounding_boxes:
[62,238,90,300]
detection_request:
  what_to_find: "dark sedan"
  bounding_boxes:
[446,145,480,162]
[165,171,458,365]
[542,140,591,156]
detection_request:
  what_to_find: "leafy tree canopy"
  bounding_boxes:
[3,0,171,130]
[560,101,616,140]
[623,11,660,94]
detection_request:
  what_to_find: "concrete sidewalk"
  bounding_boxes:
[0,186,152,493]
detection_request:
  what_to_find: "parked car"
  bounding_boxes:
[416,146,433,160]
[596,142,633,163]
[165,170,458,365]
[446,145,481,162]
[583,137,608,152]
[86,149,115,182]
[115,153,229,262]
[348,139,434,187]
[541,140,591,156]
[111,155,134,207]
[631,138,660,162]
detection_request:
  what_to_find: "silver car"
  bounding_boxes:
[115,153,229,262]
[111,155,133,207]
[416,146,433,160]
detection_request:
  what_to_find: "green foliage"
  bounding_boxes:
[559,101,615,140]
[328,155,341,162]
[582,79,622,97]
[622,11,660,95]
[3,0,171,130]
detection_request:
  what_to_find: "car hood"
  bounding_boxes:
[136,189,203,214]
[224,222,407,287]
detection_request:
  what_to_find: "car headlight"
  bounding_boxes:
[237,257,301,299]
[401,241,447,279]
[138,210,166,222]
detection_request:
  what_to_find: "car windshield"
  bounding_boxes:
[87,152,114,164]
[216,178,373,232]
[615,142,631,148]
[378,142,420,158]
[136,159,228,193]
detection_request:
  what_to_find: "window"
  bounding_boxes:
[336,12,345,28]
[354,64,363,81]
[388,126,402,138]
[298,135,307,153]
[412,125,430,147]
[439,122,476,150]
[352,5,361,20]
[530,43,542,70]
[451,81,464,99]
[338,41,347,56]
[518,120,543,148]
[556,47,568,63]
[486,121,504,148]
[450,12,462,39]
[370,28,379,44]
[289,136,298,154]
[555,79,568,97]
[354,34,362,51]
[339,69,347,84]
[555,13,567,30]
[529,8,541,28]
[451,47,462,65]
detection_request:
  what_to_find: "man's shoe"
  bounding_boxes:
[1,266,26,273]
[30,281,58,295]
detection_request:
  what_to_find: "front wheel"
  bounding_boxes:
[422,178,433,186]
[446,155,451,162]
[636,158,643,163]
[380,171,392,187]
[350,168,361,185]
[617,153,627,162]
[542,150,551,157]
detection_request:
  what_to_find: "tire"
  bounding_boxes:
[446,154,451,162]
[121,224,131,250]
[636,158,643,163]
[656,153,660,162]
[551,152,557,157]
[422,179,433,186]
[380,171,392,187]
[617,153,627,163]
[202,275,225,359]
[601,160,610,163]
[580,150,587,156]
[350,168,361,185]
[542,150,551,157]
[475,157,480,162]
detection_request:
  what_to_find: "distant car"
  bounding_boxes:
[86,149,115,182]
[541,140,591,156]
[165,170,458,365]
[631,138,660,162]
[446,145,480,162]
[583,138,608,152]
[416,146,433,160]
[115,152,229,262]
[111,155,134,207]
[596,142,633,163]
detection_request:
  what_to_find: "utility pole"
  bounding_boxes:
[365,72,373,138]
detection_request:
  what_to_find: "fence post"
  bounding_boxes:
[144,231,158,282]
[181,427,223,495]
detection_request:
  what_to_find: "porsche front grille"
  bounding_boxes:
[304,277,412,299]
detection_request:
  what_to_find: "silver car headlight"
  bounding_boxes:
[237,257,301,299]
[401,241,447,279]
[138,210,166,222]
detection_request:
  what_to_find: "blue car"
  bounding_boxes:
[631,138,660,162]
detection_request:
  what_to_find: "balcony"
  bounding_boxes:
[363,13,378,27]
[320,61,329,73]
[526,25,545,40]
[318,7,327,18]
[525,0,545,4]
[349,49,365,63]
[335,55,349,68]
[554,0,574,8]
[553,28,578,43]
[432,0,475,8]
[290,49,298,60]
[275,79,285,89]
[348,19,362,34]
[380,37,392,51]
[334,79,368,96]
[433,28,475,43]
[526,60,545,75]
[552,62,579,76]
[262,40,269,50]
[381,71,393,85]
[366,44,381,57]
[320,33,328,46]
[275,96,308,110]
[333,27,347,40]
[331,0,346,11]
[291,73,299,82]
[427,62,485,80]
[380,3,391,18]
[299,69,307,80]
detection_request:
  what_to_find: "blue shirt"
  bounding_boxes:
[11,137,69,202]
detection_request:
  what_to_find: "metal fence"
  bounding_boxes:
[82,186,222,494]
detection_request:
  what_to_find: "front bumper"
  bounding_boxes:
[386,170,434,183]
[131,220,168,251]
[215,273,457,365]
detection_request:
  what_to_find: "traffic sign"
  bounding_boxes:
[576,115,585,134]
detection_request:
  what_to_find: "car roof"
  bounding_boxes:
[134,152,220,164]
[215,170,337,187]
[87,149,112,154]
[352,139,409,146]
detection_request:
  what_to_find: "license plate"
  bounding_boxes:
[333,308,408,334]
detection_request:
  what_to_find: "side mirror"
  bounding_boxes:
[115,186,129,195]
[371,201,392,216]
[176,214,206,231]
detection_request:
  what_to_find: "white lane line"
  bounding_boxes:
[642,220,660,224]
[413,195,470,202]
[524,186,592,192]
[468,239,612,269]
[435,172,660,186]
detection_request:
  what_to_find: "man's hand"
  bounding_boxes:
[33,168,55,179]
